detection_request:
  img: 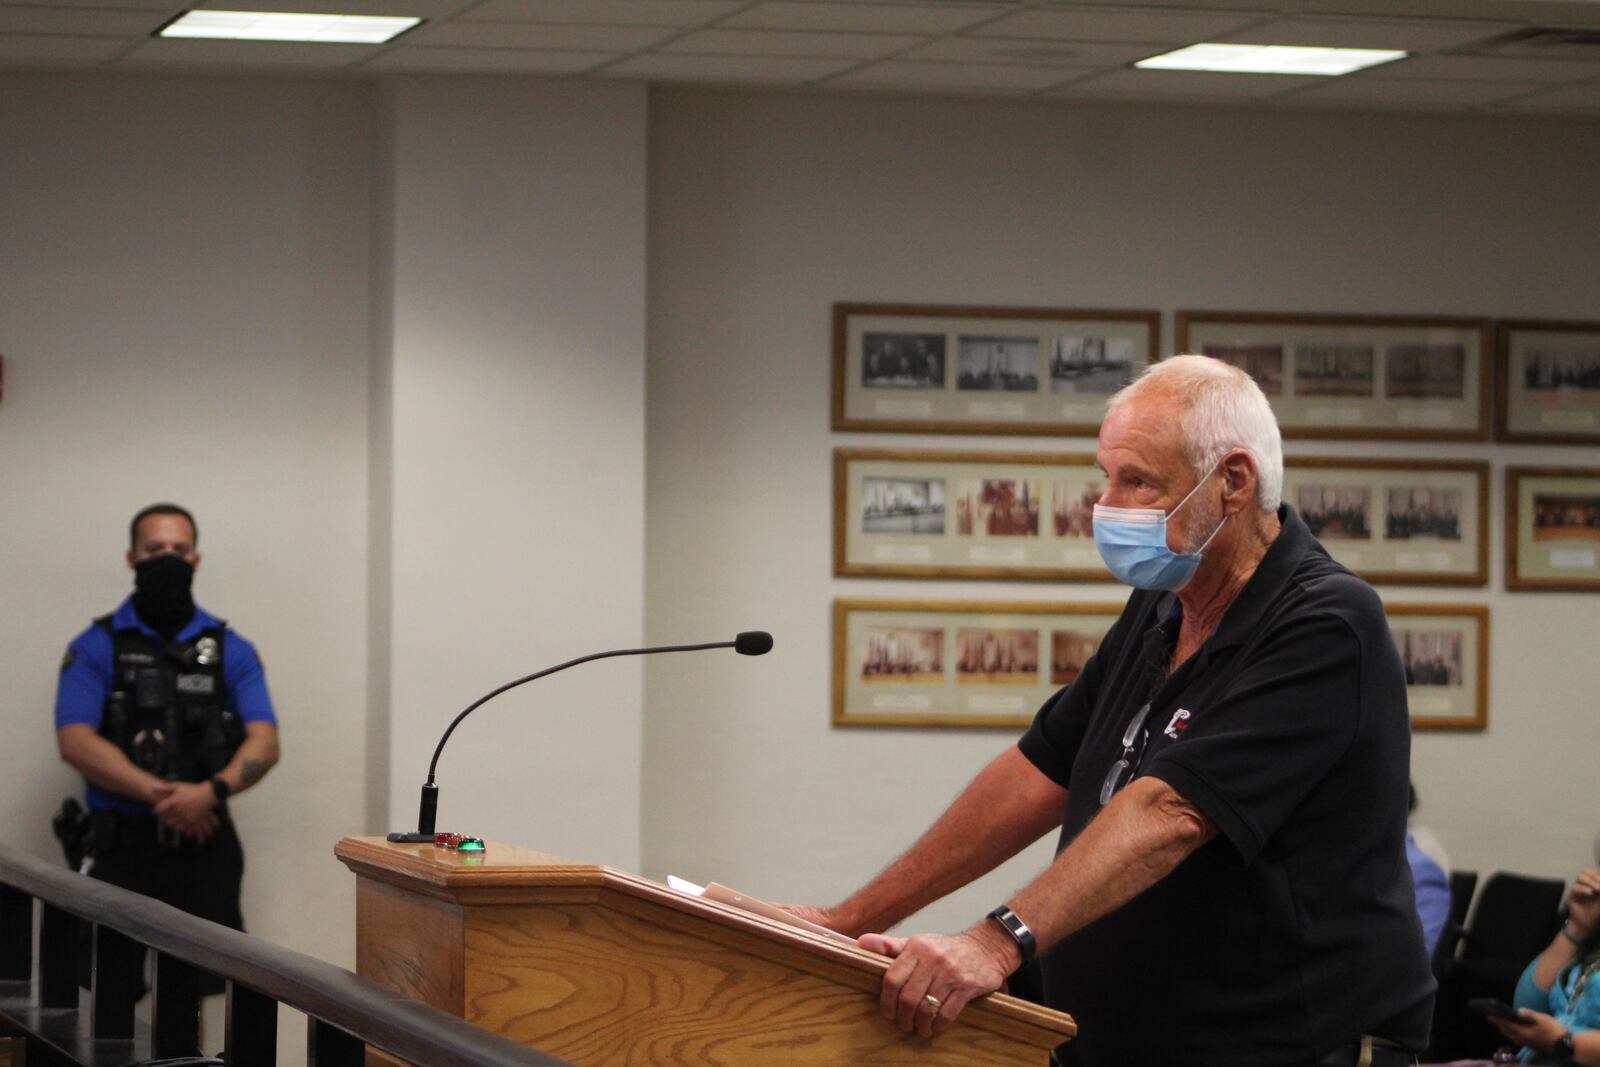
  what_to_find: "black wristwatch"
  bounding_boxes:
[1552,1032,1575,1061]
[987,904,1037,963]
[210,776,231,804]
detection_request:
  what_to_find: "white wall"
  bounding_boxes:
[0,69,372,1019]
[643,86,1600,935]
[376,77,649,870]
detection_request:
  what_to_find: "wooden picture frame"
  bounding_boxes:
[1495,319,1600,444]
[834,448,1113,582]
[832,598,1125,729]
[1384,603,1488,731]
[832,303,1160,435]
[1506,466,1600,591]
[1283,458,1489,586]
[1175,311,1492,440]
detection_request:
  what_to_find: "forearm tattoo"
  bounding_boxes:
[240,759,270,788]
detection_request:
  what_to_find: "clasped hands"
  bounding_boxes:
[781,905,1019,1038]
[147,779,220,842]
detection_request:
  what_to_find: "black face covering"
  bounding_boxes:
[132,554,196,640]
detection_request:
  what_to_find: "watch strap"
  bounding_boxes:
[1553,1032,1575,1060]
[986,904,1037,963]
[210,776,231,803]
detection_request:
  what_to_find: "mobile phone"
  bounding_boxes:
[1468,997,1522,1020]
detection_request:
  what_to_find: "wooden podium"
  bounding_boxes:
[336,837,1074,1066]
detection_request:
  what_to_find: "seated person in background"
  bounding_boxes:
[1409,782,1452,956]
[1431,867,1598,1066]
[1411,831,1451,957]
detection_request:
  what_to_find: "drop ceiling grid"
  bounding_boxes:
[0,0,1592,113]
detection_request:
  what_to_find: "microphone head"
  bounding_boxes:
[735,630,774,656]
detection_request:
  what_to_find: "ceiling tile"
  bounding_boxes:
[1053,67,1320,99]
[0,33,125,61]
[405,20,675,51]
[359,46,614,72]
[1221,16,1517,53]
[462,0,740,26]
[0,7,163,35]
[900,36,1161,67]
[600,52,859,81]
[721,2,1005,35]
[662,28,926,59]
[1490,80,1600,112]
[972,7,1268,45]
[1280,75,1547,107]
[121,37,376,68]
[827,59,1086,92]
[193,0,475,14]
[1374,54,1600,83]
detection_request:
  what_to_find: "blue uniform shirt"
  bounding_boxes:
[55,597,277,815]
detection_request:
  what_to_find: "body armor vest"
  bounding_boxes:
[95,616,245,784]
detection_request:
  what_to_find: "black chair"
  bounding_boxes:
[1427,870,1567,1061]
[1432,868,1478,977]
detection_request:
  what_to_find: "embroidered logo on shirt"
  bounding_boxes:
[1164,708,1192,739]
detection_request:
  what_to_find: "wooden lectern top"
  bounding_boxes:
[336,836,1074,1066]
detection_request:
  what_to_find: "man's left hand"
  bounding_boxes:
[152,781,219,842]
[859,923,1019,1038]
[1489,1007,1564,1054]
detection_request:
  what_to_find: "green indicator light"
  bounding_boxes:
[457,839,485,852]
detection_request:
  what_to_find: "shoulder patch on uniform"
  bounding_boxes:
[60,648,76,671]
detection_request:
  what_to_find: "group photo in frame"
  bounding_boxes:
[833,598,1125,729]
[1384,603,1488,731]
[1175,311,1491,440]
[1495,319,1600,444]
[1283,458,1488,586]
[835,448,1115,581]
[1506,466,1600,591]
[833,302,1159,435]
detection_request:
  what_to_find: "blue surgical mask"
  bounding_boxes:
[1092,466,1228,591]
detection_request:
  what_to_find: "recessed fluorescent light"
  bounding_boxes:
[159,10,421,44]
[1135,43,1407,76]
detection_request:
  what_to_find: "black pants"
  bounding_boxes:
[82,813,245,1032]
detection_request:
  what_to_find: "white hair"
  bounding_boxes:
[1106,354,1284,510]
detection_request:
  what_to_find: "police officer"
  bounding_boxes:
[54,503,280,1032]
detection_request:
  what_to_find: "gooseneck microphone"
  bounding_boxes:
[389,632,773,842]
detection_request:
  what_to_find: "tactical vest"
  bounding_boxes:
[95,616,245,784]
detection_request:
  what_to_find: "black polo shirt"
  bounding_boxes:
[1018,505,1435,1067]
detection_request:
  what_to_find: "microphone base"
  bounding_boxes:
[386,831,436,843]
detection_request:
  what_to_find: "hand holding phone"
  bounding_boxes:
[1469,997,1524,1021]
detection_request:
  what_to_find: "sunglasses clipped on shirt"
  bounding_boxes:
[1099,701,1154,806]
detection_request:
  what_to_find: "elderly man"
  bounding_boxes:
[794,356,1433,1067]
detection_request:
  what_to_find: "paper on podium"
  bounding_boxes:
[667,875,859,948]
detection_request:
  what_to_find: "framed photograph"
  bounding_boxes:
[833,598,1125,729]
[1384,604,1487,731]
[1283,458,1488,585]
[1175,311,1491,440]
[1506,466,1600,591]
[1495,319,1600,444]
[833,303,1160,435]
[835,448,1113,581]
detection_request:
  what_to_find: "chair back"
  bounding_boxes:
[1459,871,1565,963]
[1432,868,1478,974]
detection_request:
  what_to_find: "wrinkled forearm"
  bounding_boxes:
[1008,776,1217,956]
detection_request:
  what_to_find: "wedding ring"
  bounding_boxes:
[924,994,942,1010]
